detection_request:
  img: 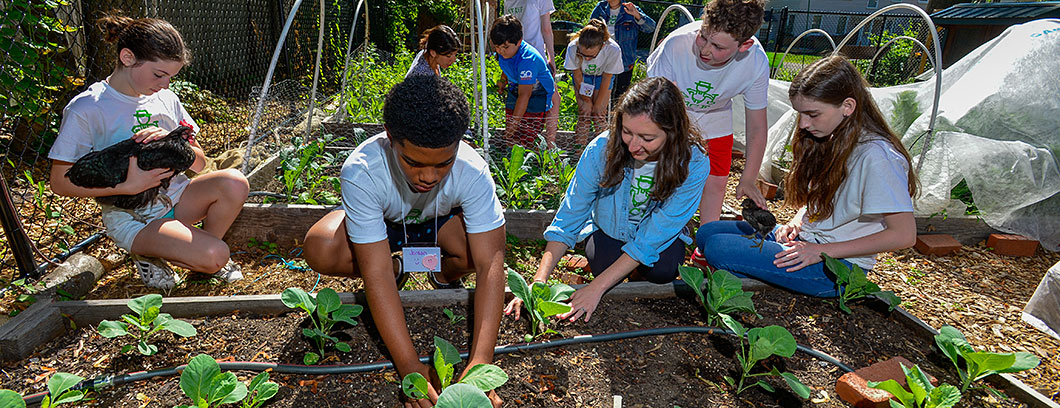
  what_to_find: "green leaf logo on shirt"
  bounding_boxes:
[629,174,654,216]
[586,63,599,75]
[404,208,424,224]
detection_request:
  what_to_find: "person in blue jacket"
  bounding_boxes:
[589,0,656,103]
[503,77,709,323]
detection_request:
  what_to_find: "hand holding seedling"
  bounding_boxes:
[773,240,825,271]
[558,284,605,322]
[401,362,440,408]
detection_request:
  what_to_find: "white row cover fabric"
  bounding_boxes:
[1023,260,1060,341]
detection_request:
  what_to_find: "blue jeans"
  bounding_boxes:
[695,220,847,298]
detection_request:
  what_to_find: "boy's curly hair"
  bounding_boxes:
[701,0,765,43]
[383,75,470,148]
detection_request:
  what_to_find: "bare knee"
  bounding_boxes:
[219,169,250,201]
[196,242,231,273]
[303,216,352,276]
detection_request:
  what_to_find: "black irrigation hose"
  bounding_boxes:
[22,325,852,404]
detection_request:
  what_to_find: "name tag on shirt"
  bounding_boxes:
[403,246,442,272]
[579,82,595,97]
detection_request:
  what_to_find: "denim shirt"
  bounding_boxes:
[544,133,709,266]
[590,1,657,70]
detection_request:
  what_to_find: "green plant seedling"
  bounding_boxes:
[442,308,465,325]
[822,254,901,314]
[401,337,508,407]
[240,372,280,408]
[506,269,574,341]
[868,363,961,408]
[97,294,197,355]
[679,266,759,326]
[175,354,247,408]
[719,314,811,399]
[281,287,363,364]
[934,325,1041,392]
[0,389,25,408]
[39,372,86,408]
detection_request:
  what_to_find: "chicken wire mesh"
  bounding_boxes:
[0,0,941,279]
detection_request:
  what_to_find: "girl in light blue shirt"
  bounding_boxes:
[504,77,709,323]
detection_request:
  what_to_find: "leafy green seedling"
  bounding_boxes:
[443,308,465,325]
[679,266,758,326]
[934,325,1041,392]
[0,389,25,408]
[506,269,574,341]
[868,363,961,408]
[173,354,279,408]
[97,294,197,355]
[823,254,901,314]
[39,372,86,408]
[281,287,363,364]
[719,314,811,399]
[401,337,508,407]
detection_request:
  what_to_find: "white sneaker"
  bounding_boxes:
[214,260,243,283]
[132,255,182,290]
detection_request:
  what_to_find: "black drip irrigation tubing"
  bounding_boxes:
[22,325,852,404]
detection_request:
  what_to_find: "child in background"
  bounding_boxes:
[504,77,709,323]
[406,25,461,78]
[491,14,556,149]
[503,0,561,146]
[564,18,624,147]
[589,0,656,104]
[49,15,248,290]
[696,56,918,297]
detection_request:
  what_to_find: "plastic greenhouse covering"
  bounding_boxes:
[734,19,1060,252]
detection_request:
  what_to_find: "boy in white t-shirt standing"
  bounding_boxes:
[303,76,506,407]
[646,0,770,232]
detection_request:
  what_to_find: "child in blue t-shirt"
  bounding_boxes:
[491,14,556,148]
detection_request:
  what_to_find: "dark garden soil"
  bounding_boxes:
[0,288,1028,407]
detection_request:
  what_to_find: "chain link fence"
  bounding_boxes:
[0,0,941,280]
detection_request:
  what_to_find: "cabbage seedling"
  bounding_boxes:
[679,266,758,326]
[822,254,901,314]
[868,363,961,408]
[281,287,363,365]
[935,325,1040,392]
[402,337,508,407]
[719,314,811,398]
[506,269,574,341]
[0,372,87,408]
[174,354,280,408]
[96,294,197,355]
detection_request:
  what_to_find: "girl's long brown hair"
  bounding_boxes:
[784,55,918,219]
[600,77,702,202]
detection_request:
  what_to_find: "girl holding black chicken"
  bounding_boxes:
[695,56,918,297]
[48,14,248,290]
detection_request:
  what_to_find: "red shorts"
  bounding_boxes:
[504,109,547,148]
[704,134,734,177]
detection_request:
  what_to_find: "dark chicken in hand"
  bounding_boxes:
[66,125,195,210]
[741,198,776,251]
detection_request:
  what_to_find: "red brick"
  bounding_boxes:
[913,234,962,256]
[554,272,586,285]
[836,357,936,408]
[732,150,745,160]
[987,233,1039,257]
[755,178,778,200]
[561,254,589,272]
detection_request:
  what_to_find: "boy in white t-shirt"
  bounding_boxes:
[646,0,770,231]
[302,75,506,407]
[563,19,624,147]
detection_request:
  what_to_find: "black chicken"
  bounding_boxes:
[66,125,195,210]
[741,198,776,251]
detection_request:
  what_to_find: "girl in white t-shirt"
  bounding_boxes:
[48,15,248,290]
[563,19,624,148]
[696,56,918,297]
[405,25,461,78]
